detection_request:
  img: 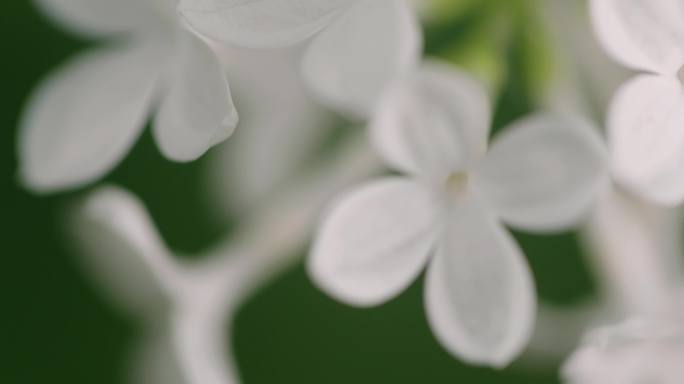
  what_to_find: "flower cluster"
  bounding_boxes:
[16,0,684,383]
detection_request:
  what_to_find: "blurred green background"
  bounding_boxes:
[1,1,597,383]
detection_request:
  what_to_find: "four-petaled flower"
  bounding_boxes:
[309,62,608,367]
[20,0,238,192]
[178,0,421,118]
[591,0,684,205]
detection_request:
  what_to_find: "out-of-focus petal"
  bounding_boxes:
[474,113,608,232]
[309,178,438,307]
[370,61,491,180]
[178,0,357,48]
[542,0,630,118]
[154,33,238,162]
[590,0,684,75]
[585,187,677,313]
[70,186,181,318]
[563,318,684,384]
[425,195,535,367]
[208,46,330,215]
[634,149,684,206]
[18,42,167,193]
[301,0,421,118]
[34,0,173,37]
[608,75,684,205]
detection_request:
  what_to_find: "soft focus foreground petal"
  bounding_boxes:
[18,42,166,193]
[474,113,608,232]
[633,149,684,206]
[542,0,630,118]
[608,75,684,205]
[585,187,678,313]
[208,46,330,215]
[309,178,439,307]
[425,195,536,367]
[563,318,684,384]
[154,33,238,162]
[590,0,684,75]
[370,61,491,180]
[301,0,421,118]
[35,0,171,37]
[178,0,357,48]
[70,186,180,318]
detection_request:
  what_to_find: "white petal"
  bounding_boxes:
[301,0,421,118]
[35,0,171,37]
[585,187,678,313]
[590,0,684,75]
[633,150,684,206]
[370,61,491,180]
[178,0,357,48]
[608,75,684,205]
[70,186,181,318]
[154,33,238,162]
[474,113,608,232]
[425,196,536,367]
[208,46,330,215]
[563,318,684,384]
[308,178,439,307]
[18,42,166,192]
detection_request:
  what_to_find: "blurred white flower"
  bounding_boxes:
[206,45,332,217]
[563,316,684,384]
[585,185,684,314]
[308,61,608,367]
[591,0,684,205]
[20,0,238,192]
[542,0,630,119]
[178,0,422,118]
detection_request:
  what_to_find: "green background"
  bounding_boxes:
[1,1,597,383]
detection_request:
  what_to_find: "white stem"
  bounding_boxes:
[168,133,382,384]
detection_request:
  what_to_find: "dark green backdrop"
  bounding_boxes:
[1,1,596,383]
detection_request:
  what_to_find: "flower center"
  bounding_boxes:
[445,172,469,196]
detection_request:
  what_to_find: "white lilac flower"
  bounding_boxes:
[20,0,238,192]
[563,317,684,384]
[178,0,422,118]
[308,61,608,367]
[590,0,684,205]
[71,186,243,384]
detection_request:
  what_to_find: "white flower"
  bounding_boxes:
[20,0,238,192]
[563,317,684,384]
[590,0,684,205]
[178,0,422,118]
[308,61,608,367]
